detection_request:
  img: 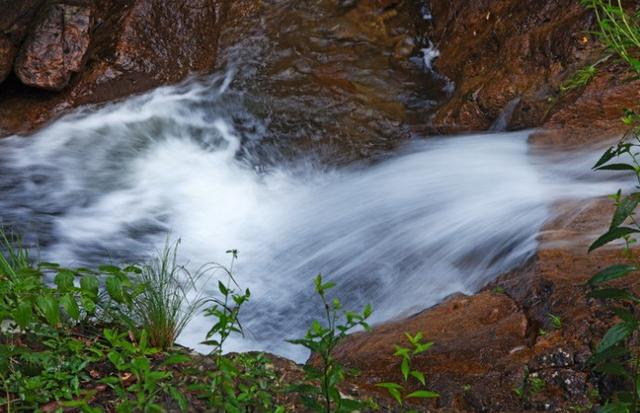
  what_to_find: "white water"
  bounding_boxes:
[0,74,621,361]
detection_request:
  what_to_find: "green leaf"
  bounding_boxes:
[80,275,100,297]
[169,386,188,413]
[406,390,440,399]
[376,383,403,404]
[99,265,122,274]
[55,270,75,292]
[162,353,191,366]
[599,401,632,413]
[589,287,637,301]
[107,351,125,370]
[594,147,616,169]
[376,382,403,390]
[597,323,634,353]
[589,227,640,252]
[410,370,426,385]
[61,293,80,320]
[12,301,33,328]
[36,294,60,326]
[594,362,631,377]
[400,357,410,380]
[611,196,639,229]
[596,163,637,171]
[589,345,629,365]
[321,281,337,291]
[612,307,638,326]
[81,295,97,314]
[589,264,637,286]
[106,275,124,303]
[363,303,373,318]
[414,341,434,354]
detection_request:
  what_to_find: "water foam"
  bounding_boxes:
[0,75,621,360]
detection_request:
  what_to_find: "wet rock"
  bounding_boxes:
[0,0,221,134]
[333,292,529,411]
[0,0,45,86]
[213,0,446,163]
[0,0,45,42]
[426,0,639,142]
[531,347,574,370]
[0,35,15,83]
[68,0,219,105]
[15,2,93,91]
[331,197,630,411]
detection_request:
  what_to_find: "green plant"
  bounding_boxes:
[201,249,249,356]
[376,332,439,411]
[579,3,640,409]
[131,240,208,350]
[514,367,545,401]
[560,64,599,93]
[288,274,372,413]
[0,325,105,411]
[581,0,640,72]
[102,328,188,412]
[199,250,282,412]
[493,286,506,294]
[0,228,30,277]
[548,313,563,330]
[585,123,640,412]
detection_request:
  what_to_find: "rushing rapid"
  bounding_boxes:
[0,73,621,360]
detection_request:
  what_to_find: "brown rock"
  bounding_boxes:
[0,0,221,133]
[0,35,16,83]
[330,198,629,411]
[15,2,93,91]
[426,0,638,143]
[0,0,44,87]
[0,0,45,42]
[333,292,529,411]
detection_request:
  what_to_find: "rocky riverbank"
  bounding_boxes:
[1,1,638,412]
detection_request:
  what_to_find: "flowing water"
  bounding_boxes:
[0,1,624,361]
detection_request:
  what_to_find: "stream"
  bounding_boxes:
[0,1,624,361]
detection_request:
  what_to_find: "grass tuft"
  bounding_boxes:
[0,227,30,278]
[131,239,208,350]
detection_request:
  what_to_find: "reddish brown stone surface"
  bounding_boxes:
[427,0,640,143]
[0,35,15,83]
[334,291,530,411]
[0,0,222,134]
[15,2,93,91]
[332,199,632,412]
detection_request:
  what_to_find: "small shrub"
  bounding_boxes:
[376,332,439,411]
[199,250,282,412]
[514,368,545,401]
[102,328,189,412]
[201,249,249,356]
[586,119,640,412]
[288,274,372,413]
